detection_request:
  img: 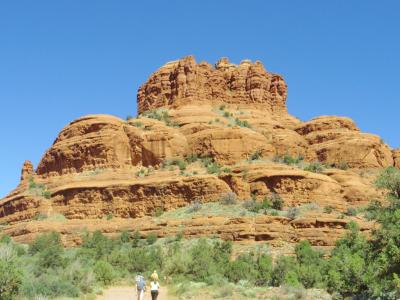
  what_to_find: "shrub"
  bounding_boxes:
[364,200,382,220]
[0,234,11,244]
[120,231,130,243]
[282,155,304,165]
[146,233,158,245]
[185,153,198,163]
[271,256,299,287]
[206,162,221,174]
[187,201,202,213]
[234,118,251,128]
[375,166,400,199]
[220,192,237,205]
[126,115,133,121]
[249,150,262,161]
[94,260,115,285]
[269,193,284,210]
[42,190,52,199]
[154,207,164,217]
[286,207,300,220]
[243,197,271,213]
[133,121,143,128]
[304,162,324,173]
[132,231,141,248]
[29,232,62,255]
[0,259,22,300]
[345,207,357,216]
[332,162,349,170]
[324,206,334,214]
[106,213,113,220]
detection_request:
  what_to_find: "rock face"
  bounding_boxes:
[138,56,288,115]
[295,116,394,168]
[394,149,400,168]
[20,160,34,181]
[0,56,396,248]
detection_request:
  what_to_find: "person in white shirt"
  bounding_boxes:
[150,280,160,300]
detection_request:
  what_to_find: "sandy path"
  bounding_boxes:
[96,286,170,300]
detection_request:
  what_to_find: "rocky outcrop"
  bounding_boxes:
[137,56,288,115]
[20,160,34,182]
[0,56,394,249]
[36,115,133,176]
[3,214,372,249]
[295,116,393,168]
[393,149,400,168]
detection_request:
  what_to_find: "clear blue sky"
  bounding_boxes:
[1,1,399,197]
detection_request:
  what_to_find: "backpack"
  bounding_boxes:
[137,278,146,291]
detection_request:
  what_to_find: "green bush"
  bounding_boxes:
[0,259,22,300]
[270,193,284,210]
[146,233,158,245]
[271,256,299,287]
[375,166,400,198]
[304,162,325,173]
[94,260,115,285]
[249,150,262,161]
[324,206,334,213]
[282,155,304,165]
[286,207,300,220]
[220,192,237,205]
[234,118,251,128]
[345,207,357,216]
[185,153,198,163]
[154,207,164,217]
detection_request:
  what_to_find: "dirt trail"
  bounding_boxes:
[96,286,170,300]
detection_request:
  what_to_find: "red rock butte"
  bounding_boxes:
[0,56,398,249]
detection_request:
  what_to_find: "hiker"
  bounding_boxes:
[135,274,146,300]
[150,278,160,300]
[150,270,159,281]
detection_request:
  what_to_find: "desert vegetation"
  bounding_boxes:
[1,167,400,300]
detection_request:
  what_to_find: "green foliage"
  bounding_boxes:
[295,241,325,288]
[220,192,237,205]
[29,232,62,255]
[345,207,357,216]
[132,121,143,127]
[0,259,22,300]
[304,162,325,173]
[234,118,251,128]
[185,153,198,163]
[186,201,202,213]
[154,207,164,217]
[243,197,271,213]
[332,161,349,170]
[106,213,113,220]
[94,260,115,285]
[286,207,300,220]
[141,109,179,127]
[163,158,187,171]
[269,193,284,210]
[282,155,304,165]
[249,150,262,161]
[324,206,334,214]
[28,178,52,199]
[375,166,400,199]
[146,233,158,245]
[130,231,141,248]
[271,256,300,287]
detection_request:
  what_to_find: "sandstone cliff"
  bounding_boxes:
[0,56,396,249]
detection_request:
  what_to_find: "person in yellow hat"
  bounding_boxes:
[150,270,159,281]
